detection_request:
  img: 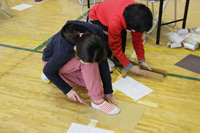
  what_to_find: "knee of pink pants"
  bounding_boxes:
[42,59,104,100]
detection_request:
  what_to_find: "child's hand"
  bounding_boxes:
[129,65,148,77]
[140,62,152,71]
[104,94,118,105]
[66,89,82,103]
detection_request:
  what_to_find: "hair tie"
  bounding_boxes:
[79,33,83,37]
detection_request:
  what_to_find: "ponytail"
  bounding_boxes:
[62,23,87,44]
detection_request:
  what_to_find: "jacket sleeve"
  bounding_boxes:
[43,46,74,94]
[42,38,55,62]
[108,16,131,67]
[131,31,145,62]
[98,59,113,94]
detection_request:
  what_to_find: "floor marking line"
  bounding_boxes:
[1,12,199,81]
[33,37,52,51]
[20,36,26,40]
[76,10,89,21]
[0,38,43,44]
[167,73,200,81]
[0,44,42,53]
[145,47,200,53]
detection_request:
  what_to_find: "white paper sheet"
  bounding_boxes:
[67,123,114,133]
[112,76,153,101]
[12,4,33,11]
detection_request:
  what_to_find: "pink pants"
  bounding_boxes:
[43,57,104,100]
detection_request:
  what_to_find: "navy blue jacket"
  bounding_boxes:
[42,21,113,95]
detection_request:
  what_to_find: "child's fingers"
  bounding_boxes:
[105,96,118,105]
[110,97,118,105]
[75,95,82,103]
[146,65,152,71]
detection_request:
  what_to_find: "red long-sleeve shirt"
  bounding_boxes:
[89,0,145,68]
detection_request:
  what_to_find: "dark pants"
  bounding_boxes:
[89,19,127,59]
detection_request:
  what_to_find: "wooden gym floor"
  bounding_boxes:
[0,0,200,132]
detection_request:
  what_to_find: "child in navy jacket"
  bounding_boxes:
[42,21,120,115]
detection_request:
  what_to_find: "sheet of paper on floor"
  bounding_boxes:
[67,123,114,133]
[112,76,153,101]
[11,4,33,11]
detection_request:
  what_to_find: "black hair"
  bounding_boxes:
[62,23,106,63]
[123,4,153,33]
[62,23,87,44]
[76,33,106,63]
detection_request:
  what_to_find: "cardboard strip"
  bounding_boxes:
[144,70,164,81]
[130,61,167,77]
[150,68,167,77]
[109,58,167,81]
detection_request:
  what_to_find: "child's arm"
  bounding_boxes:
[43,52,74,95]
[42,36,56,62]
[98,59,113,94]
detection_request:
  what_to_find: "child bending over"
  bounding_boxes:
[41,21,120,115]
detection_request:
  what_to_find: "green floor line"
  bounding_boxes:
[167,73,200,81]
[1,42,199,81]
[34,37,52,51]
[76,10,89,21]
[0,44,42,53]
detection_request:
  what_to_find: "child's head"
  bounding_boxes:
[62,23,106,63]
[76,33,106,63]
[123,4,153,33]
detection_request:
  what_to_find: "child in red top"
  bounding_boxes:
[88,0,153,76]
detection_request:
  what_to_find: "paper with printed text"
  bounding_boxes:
[112,76,153,101]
